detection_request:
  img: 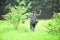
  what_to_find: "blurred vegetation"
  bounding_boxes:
[0,13,60,40]
[0,0,60,34]
[0,0,60,40]
[0,0,60,19]
[0,0,60,33]
[2,0,31,29]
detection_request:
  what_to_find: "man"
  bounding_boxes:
[22,10,41,31]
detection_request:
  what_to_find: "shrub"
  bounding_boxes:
[3,0,31,30]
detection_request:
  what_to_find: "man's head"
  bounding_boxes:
[32,11,36,15]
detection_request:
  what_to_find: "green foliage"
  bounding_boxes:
[3,0,31,29]
[53,13,60,33]
[35,13,60,34]
[53,13,60,19]
[4,6,27,21]
[0,13,60,40]
[47,13,60,34]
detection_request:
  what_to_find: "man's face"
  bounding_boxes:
[32,12,35,15]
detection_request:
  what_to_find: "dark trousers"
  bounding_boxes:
[30,21,37,31]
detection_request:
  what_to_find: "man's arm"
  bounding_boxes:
[36,10,41,16]
[22,14,30,21]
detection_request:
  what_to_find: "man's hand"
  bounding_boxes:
[21,19,26,23]
[39,10,41,15]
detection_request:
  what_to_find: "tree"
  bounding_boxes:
[25,0,53,19]
[3,0,31,29]
[25,0,60,19]
[0,0,59,20]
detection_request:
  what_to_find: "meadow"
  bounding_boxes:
[0,0,60,40]
[0,17,60,40]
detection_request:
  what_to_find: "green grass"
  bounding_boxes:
[0,19,60,40]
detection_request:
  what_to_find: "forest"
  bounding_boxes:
[0,0,60,40]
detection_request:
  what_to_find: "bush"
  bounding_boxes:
[48,13,60,34]
[3,0,31,30]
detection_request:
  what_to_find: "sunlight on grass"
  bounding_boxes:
[0,19,60,40]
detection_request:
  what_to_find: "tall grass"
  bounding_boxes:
[0,13,60,40]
